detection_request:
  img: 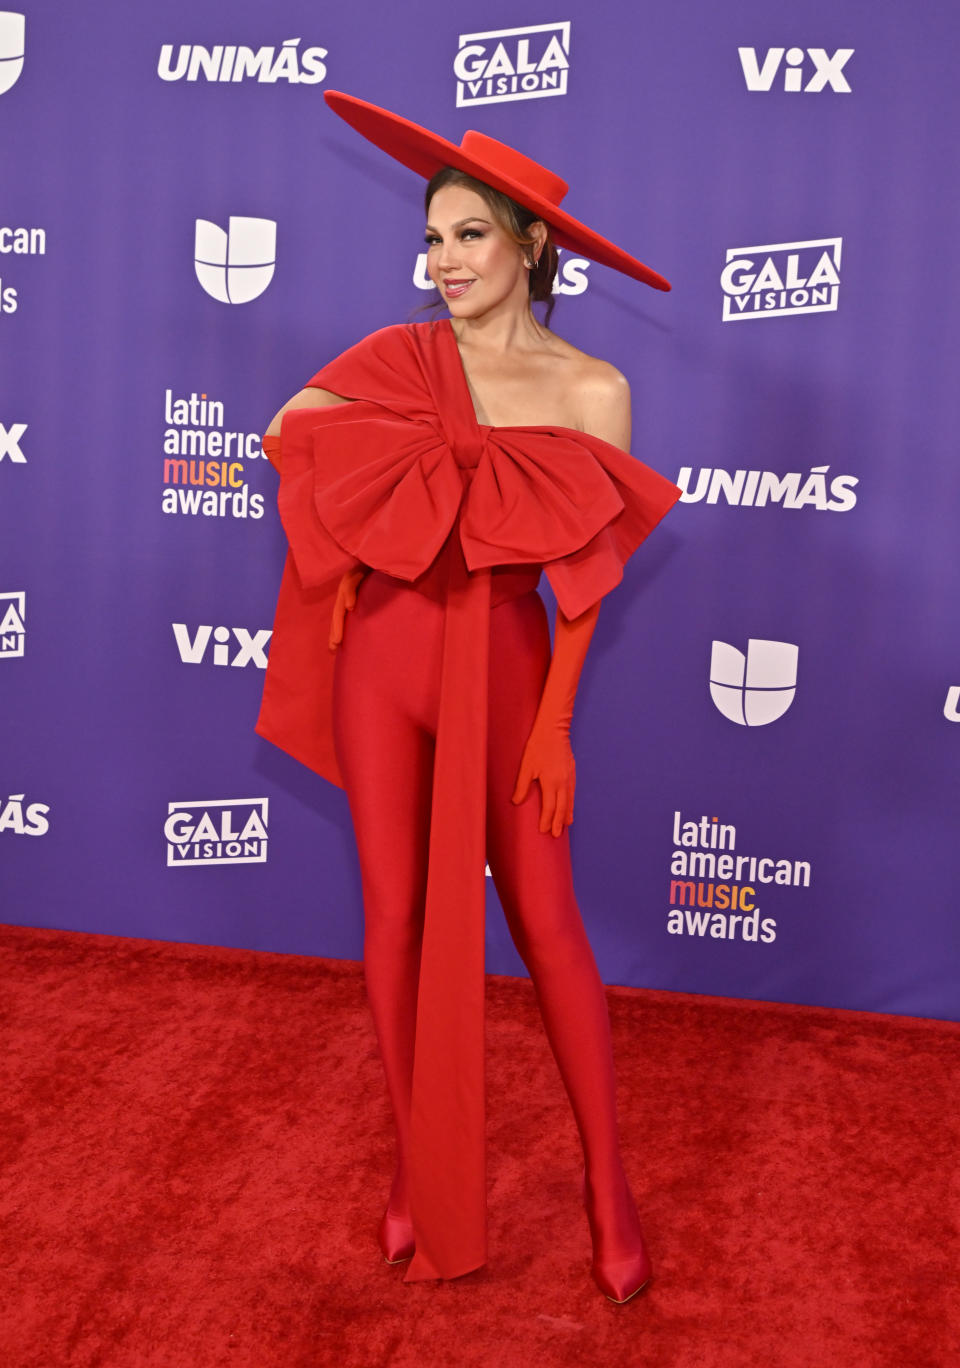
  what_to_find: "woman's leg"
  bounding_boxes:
[485,593,646,1254]
[332,577,443,1220]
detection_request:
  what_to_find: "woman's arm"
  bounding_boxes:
[263,385,367,651]
[511,366,632,837]
[263,385,347,438]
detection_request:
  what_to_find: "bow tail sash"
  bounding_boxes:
[402,541,491,1282]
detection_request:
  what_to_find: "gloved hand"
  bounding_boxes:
[261,432,369,653]
[511,600,601,837]
[329,566,369,651]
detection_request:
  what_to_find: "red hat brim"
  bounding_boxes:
[323,90,670,292]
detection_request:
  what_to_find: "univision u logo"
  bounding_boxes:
[194,217,276,304]
[710,639,798,726]
[0,12,25,95]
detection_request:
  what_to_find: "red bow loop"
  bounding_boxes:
[276,404,462,588]
[460,429,625,569]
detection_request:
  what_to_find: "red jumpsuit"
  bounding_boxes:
[257,318,680,1281]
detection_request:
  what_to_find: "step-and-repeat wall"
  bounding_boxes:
[3,2,958,1021]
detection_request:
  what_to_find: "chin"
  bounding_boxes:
[446,293,509,322]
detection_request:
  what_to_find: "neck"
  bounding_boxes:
[449,293,546,354]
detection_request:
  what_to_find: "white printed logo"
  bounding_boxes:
[159,40,327,84]
[194,217,276,304]
[709,639,798,726]
[0,226,45,255]
[0,791,49,836]
[455,22,570,106]
[173,623,271,668]
[0,590,25,658]
[944,688,960,722]
[165,798,268,866]
[739,47,853,93]
[0,224,44,314]
[667,809,813,946]
[412,248,589,297]
[721,238,841,321]
[161,389,266,520]
[0,11,24,95]
[0,421,26,463]
[678,465,857,512]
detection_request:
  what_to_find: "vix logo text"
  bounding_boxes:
[173,623,271,669]
[0,421,26,462]
[0,11,24,96]
[710,639,798,727]
[165,798,268,866]
[455,22,570,106]
[1,590,25,658]
[195,217,276,304]
[721,238,841,321]
[739,47,853,94]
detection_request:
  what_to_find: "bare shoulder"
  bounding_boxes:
[547,337,631,448]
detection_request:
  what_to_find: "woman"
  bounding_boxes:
[257,90,680,1304]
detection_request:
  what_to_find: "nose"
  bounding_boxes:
[435,236,462,273]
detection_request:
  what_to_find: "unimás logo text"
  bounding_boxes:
[944,688,960,722]
[0,420,26,463]
[721,237,841,321]
[739,47,853,93]
[455,22,570,106]
[173,623,271,668]
[0,590,25,658]
[0,223,46,315]
[165,798,268,866]
[0,791,49,836]
[666,810,813,944]
[709,639,798,726]
[0,11,24,95]
[195,217,275,304]
[162,389,266,519]
[677,465,857,511]
[412,247,590,297]
[159,39,327,84]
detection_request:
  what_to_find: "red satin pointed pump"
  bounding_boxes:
[378,1208,416,1265]
[591,1248,653,1305]
[581,1168,653,1304]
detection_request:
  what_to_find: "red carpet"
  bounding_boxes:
[0,923,957,1368]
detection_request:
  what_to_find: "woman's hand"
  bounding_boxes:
[511,717,576,838]
[510,600,600,838]
[329,567,369,651]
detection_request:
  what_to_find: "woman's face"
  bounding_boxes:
[424,184,530,317]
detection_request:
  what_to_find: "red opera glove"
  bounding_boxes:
[261,432,369,652]
[328,566,369,651]
[511,600,601,838]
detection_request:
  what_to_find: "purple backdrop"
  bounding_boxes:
[3,1,958,1021]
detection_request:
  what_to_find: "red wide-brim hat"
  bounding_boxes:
[323,90,670,292]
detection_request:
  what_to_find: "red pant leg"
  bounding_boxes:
[486,591,645,1251]
[334,577,644,1254]
[332,572,443,1207]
